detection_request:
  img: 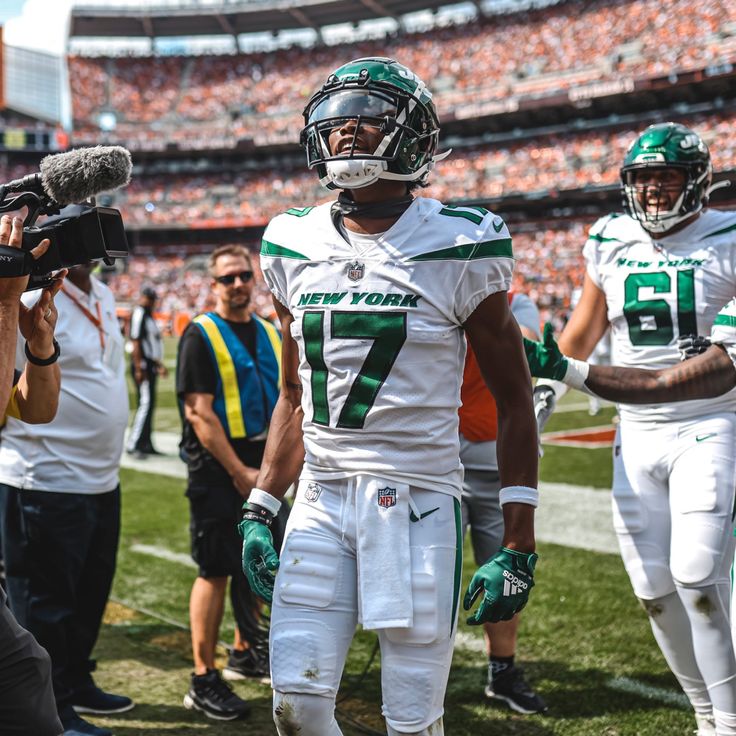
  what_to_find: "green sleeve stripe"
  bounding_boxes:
[438,207,484,225]
[261,240,309,260]
[409,238,512,261]
[285,206,314,217]
[703,223,736,239]
[587,233,620,243]
[713,313,736,327]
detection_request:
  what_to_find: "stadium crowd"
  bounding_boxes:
[68,0,736,150]
[102,111,736,229]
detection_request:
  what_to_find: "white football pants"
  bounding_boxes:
[612,412,736,732]
[269,476,462,735]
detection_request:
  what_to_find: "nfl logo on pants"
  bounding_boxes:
[377,487,397,508]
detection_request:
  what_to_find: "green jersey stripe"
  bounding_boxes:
[703,223,736,239]
[587,233,620,243]
[438,207,484,225]
[713,313,736,327]
[409,238,513,262]
[285,206,314,217]
[261,240,309,260]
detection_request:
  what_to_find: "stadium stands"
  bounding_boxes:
[34,0,734,329]
[68,0,736,150]
[104,110,736,229]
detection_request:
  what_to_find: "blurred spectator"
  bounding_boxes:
[127,285,167,458]
[0,263,132,736]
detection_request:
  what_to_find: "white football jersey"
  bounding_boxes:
[584,209,736,422]
[261,198,513,496]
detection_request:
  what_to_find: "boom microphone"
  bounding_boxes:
[3,145,132,205]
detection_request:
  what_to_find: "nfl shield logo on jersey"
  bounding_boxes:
[347,261,365,282]
[377,487,397,508]
[304,483,322,503]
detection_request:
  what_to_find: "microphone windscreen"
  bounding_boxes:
[40,145,132,205]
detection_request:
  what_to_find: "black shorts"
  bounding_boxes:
[187,483,243,579]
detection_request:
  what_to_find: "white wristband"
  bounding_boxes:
[563,357,590,391]
[499,485,539,508]
[248,487,282,516]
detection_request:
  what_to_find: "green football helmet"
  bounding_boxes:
[300,57,447,190]
[620,122,712,234]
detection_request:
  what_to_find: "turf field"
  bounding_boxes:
[96,340,696,735]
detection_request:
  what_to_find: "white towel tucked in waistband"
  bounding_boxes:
[355,476,413,630]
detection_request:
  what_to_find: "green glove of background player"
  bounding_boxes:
[238,515,280,604]
[523,323,568,380]
[463,547,538,624]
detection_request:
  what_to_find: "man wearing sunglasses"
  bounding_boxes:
[176,244,287,721]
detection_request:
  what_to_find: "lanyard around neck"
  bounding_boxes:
[61,285,106,351]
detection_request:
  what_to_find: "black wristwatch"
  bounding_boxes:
[25,339,60,366]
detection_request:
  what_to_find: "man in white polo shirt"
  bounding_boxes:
[0,263,132,736]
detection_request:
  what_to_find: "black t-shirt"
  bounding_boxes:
[177,318,264,486]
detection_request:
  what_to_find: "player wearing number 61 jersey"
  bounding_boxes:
[238,57,538,736]
[582,206,736,423]
[536,122,736,736]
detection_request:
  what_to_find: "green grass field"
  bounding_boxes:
[95,340,695,735]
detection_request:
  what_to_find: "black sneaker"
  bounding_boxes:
[485,664,548,714]
[59,705,113,736]
[183,669,251,721]
[72,685,135,714]
[223,648,269,681]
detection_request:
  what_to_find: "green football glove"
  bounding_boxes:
[238,505,280,604]
[523,323,568,380]
[463,547,538,625]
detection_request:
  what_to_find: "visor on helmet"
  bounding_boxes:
[307,89,398,127]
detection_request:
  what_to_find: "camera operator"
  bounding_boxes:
[0,213,63,736]
[0,259,132,736]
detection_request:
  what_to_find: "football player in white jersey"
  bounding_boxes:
[237,58,539,736]
[533,122,736,736]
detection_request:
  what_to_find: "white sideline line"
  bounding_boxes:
[130,543,197,569]
[607,676,689,709]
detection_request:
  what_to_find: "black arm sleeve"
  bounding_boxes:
[176,324,217,399]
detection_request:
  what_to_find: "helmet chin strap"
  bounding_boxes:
[332,191,415,219]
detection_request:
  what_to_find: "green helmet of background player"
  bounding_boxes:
[620,122,712,234]
[300,57,448,190]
